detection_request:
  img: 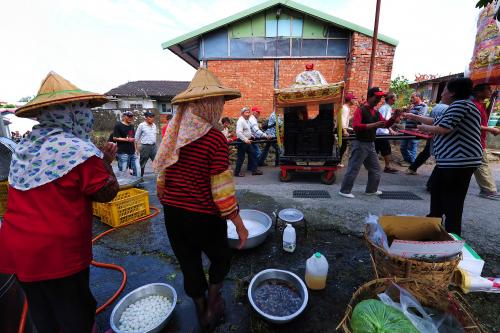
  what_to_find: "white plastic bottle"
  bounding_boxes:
[282,223,296,253]
[305,252,328,290]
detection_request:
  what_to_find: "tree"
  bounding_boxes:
[18,96,34,103]
[390,76,413,109]
[475,0,494,8]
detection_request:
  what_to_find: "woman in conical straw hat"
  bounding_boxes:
[0,72,119,333]
[153,68,248,331]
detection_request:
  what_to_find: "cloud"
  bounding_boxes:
[0,0,483,102]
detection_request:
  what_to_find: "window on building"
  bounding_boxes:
[160,103,173,114]
[301,39,327,56]
[327,39,349,56]
[202,9,349,59]
[230,38,253,58]
[276,37,290,56]
[253,37,276,57]
[265,12,303,37]
[130,104,143,109]
[326,26,349,38]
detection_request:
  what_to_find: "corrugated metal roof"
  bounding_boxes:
[161,0,399,50]
[106,81,189,98]
[409,73,464,87]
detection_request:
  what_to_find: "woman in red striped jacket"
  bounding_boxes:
[153,68,248,331]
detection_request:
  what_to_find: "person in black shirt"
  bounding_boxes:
[113,111,138,176]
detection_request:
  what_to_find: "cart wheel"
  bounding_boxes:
[279,170,293,182]
[320,171,336,185]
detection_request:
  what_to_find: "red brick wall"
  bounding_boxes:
[208,60,275,118]
[345,32,395,102]
[207,34,396,118]
[277,59,345,88]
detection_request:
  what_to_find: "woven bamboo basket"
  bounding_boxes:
[364,225,462,289]
[337,278,487,333]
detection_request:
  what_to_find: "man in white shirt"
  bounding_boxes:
[135,111,158,177]
[235,107,262,177]
[375,93,399,173]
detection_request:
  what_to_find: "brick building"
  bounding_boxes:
[162,0,398,117]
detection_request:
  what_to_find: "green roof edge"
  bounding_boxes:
[161,0,399,49]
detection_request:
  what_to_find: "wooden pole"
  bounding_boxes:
[368,0,381,89]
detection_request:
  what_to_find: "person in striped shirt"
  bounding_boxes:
[153,68,248,331]
[404,78,482,236]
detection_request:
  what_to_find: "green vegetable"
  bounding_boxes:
[351,299,419,333]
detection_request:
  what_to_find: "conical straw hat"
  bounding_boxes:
[15,71,108,118]
[171,68,241,104]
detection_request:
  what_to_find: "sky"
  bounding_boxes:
[0,0,481,102]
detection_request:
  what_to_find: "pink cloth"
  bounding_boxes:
[153,97,224,171]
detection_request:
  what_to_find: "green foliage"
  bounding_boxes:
[475,0,493,8]
[18,96,34,103]
[1,104,16,108]
[390,76,413,109]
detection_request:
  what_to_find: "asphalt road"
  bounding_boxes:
[233,160,500,256]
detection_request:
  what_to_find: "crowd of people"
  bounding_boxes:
[9,130,30,143]
[0,68,498,333]
[338,78,499,236]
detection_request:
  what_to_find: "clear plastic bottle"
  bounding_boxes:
[305,252,328,290]
[282,223,296,253]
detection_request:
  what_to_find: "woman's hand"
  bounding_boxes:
[101,142,117,164]
[230,214,248,249]
[402,112,416,120]
[489,127,500,136]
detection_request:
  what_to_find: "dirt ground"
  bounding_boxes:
[91,163,500,332]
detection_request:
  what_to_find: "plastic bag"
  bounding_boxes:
[378,283,465,333]
[365,214,389,251]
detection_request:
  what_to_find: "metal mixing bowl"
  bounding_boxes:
[248,269,308,324]
[110,283,177,333]
[227,209,272,250]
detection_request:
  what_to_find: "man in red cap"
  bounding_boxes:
[339,87,401,198]
[248,105,268,168]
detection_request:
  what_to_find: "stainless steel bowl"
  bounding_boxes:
[110,283,177,333]
[227,209,272,250]
[248,269,308,324]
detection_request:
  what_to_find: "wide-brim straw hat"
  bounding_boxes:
[171,68,241,104]
[15,71,108,118]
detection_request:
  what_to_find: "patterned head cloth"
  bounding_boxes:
[9,104,102,190]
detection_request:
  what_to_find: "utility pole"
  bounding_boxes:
[368,0,381,89]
